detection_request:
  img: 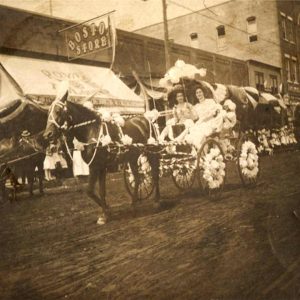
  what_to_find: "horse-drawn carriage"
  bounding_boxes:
[122,82,260,201]
[0,99,47,201]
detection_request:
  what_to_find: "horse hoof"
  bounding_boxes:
[96,216,106,225]
[153,201,161,210]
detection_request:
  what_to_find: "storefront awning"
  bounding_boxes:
[0,54,145,114]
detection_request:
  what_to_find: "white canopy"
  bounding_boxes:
[0,54,144,114]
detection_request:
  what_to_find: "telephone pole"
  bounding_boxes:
[162,0,171,71]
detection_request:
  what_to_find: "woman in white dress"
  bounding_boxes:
[72,137,89,177]
[185,87,225,149]
[159,88,197,141]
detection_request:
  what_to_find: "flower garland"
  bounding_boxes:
[202,147,226,189]
[239,141,259,179]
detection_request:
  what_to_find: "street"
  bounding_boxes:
[0,150,299,299]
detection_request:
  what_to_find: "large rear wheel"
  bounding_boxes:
[197,139,226,198]
[237,134,259,188]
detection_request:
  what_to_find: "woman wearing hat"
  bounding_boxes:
[159,87,197,141]
[184,87,236,149]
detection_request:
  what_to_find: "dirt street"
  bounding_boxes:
[0,151,299,300]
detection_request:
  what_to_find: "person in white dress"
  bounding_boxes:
[72,137,89,177]
[184,87,225,149]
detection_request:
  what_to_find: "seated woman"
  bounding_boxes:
[183,87,225,148]
[159,87,197,142]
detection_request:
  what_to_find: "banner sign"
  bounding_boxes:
[62,12,114,61]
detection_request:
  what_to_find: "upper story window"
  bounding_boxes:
[216,25,226,49]
[247,16,258,42]
[255,71,264,91]
[281,12,287,39]
[281,12,295,42]
[287,17,295,42]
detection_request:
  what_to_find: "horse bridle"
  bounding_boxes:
[48,100,69,130]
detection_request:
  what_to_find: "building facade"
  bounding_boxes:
[0,4,248,91]
[135,0,300,102]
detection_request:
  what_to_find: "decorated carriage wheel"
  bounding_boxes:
[237,134,259,187]
[171,144,197,191]
[197,139,226,198]
[123,154,155,201]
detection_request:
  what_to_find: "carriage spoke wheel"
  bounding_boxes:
[171,145,197,191]
[237,135,260,188]
[123,155,155,201]
[197,139,226,199]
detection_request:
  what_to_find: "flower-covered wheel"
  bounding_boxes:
[123,154,155,201]
[197,139,226,197]
[171,145,197,191]
[237,137,259,187]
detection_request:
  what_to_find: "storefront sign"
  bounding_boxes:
[61,13,114,60]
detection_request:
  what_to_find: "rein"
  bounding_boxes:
[63,122,104,166]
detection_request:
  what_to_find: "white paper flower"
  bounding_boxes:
[113,114,125,127]
[121,134,132,145]
[198,68,207,77]
[175,59,186,68]
[101,135,111,146]
[147,137,156,144]
[101,111,112,122]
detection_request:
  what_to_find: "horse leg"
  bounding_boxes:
[27,168,34,197]
[149,153,161,204]
[37,161,44,195]
[87,167,109,224]
[1,182,6,202]
[98,168,111,218]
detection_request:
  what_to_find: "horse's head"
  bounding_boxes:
[43,91,71,141]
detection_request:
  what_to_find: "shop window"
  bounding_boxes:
[291,57,298,83]
[255,71,264,91]
[285,56,291,82]
[270,75,278,94]
[247,16,258,42]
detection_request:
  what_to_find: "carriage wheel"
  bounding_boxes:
[237,134,259,188]
[123,155,155,201]
[197,139,226,198]
[171,145,197,191]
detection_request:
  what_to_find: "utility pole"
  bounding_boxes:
[49,0,53,16]
[162,0,171,71]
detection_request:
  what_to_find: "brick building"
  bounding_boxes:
[135,0,300,103]
[0,4,248,90]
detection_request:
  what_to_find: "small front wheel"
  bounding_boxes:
[123,154,155,201]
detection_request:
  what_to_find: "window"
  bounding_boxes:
[287,17,294,42]
[255,71,264,91]
[292,57,298,83]
[270,75,278,94]
[281,13,287,39]
[217,25,225,37]
[285,56,291,81]
[216,25,226,49]
[247,16,258,42]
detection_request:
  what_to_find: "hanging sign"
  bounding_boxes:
[60,11,115,61]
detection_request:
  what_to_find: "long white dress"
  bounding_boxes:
[72,138,89,176]
[185,99,225,149]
